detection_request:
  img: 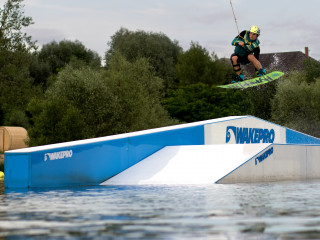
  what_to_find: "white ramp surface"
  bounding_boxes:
[102,144,270,185]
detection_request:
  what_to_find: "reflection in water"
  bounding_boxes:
[1,182,320,239]
[0,180,3,195]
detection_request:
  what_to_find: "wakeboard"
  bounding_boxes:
[217,71,284,89]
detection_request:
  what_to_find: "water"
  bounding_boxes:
[1,180,320,239]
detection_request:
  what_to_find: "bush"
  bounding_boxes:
[271,71,320,137]
[164,83,252,122]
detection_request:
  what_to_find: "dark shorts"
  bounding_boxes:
[230,53,251,65]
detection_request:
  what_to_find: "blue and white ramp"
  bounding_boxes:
[104,143,320,185]
[4,116,320,188]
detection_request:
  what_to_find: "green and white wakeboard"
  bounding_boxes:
[217,71,284,89]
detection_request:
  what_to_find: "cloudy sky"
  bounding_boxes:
[3,0,320,60]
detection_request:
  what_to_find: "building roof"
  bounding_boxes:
[242,50,315,77]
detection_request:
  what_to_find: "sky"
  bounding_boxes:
[2,0,320,60]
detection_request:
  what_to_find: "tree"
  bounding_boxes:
[0,0,38,126]
[0,0,36,52]
[0,50,40,127]
[38,40,101,74]
[27,64,115,146]
[175,42,233,86]
[105,28,182,88]
[27,96,86,146]
[28,53,51,86]
[28,40,102,90]
[303,58,320,83]
[104,52,178,133]
[27,53,178,146]
[27,65,113,145]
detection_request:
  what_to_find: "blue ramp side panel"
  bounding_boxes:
[4,154,30,188]
[286,128,320,144]
[5,125,204,188]
[29,138,129,188]
[128,125,204,166]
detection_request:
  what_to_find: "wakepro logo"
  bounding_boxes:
[255,147,274,165]
[226,126,275,144]
[44,150,73,161]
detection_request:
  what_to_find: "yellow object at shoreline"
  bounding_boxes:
[0,171,4,180]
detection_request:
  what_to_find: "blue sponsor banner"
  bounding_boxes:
[226,126,275,144]
[255,147,274,165]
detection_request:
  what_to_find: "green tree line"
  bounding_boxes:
[1,0,320,150]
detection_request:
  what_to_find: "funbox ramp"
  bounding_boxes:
[4,116,320,188]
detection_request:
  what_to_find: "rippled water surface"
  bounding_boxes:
[1,180,320,239]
